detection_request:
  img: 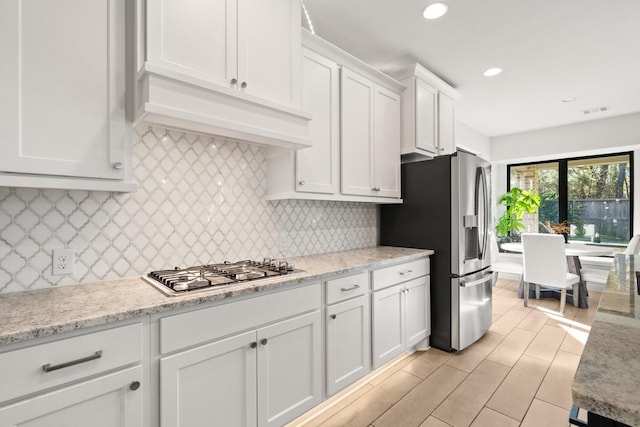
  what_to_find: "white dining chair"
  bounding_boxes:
[580,234,640,287]
[522,233,580,315]
[489,232,523,280]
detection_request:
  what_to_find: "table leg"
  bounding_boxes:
[567,255,589,309]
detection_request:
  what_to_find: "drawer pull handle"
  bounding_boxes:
[42,350,103,373]
[330,314,337,319]
[399,270,413,276]
[130,381,141,391]
[340,284,360,292]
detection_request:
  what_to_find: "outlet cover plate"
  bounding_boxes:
[53,248,74,275]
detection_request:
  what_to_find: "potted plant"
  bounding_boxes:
[495,187,541,240]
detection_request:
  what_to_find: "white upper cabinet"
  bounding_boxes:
[0,0,136,192]
[372,85,402,198]
[394,63,461,161]
[341,68,375,197]
[295,48,340,195]
[136,0,311,150]
[265,30,403,203]
[146,0,237,89]
[438,92,456,155]
[341,69,401,198]
[146,0,300,108]
[414,80,438,155]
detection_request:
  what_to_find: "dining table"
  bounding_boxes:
[500,241,614,308]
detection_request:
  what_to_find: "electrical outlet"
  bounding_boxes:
[52,248,74,275]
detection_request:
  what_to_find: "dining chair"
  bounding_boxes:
[489,232,523,281]
[580,234,640,287]
[522,233,580,315]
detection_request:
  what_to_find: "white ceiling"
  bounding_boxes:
[303,0,640,138]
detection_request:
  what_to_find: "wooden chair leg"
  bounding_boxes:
[524,282,529,307]
[535,284,541,300]
[560,288,567,316]
[573,284,579,307]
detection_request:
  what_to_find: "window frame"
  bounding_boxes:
[507,151,634,245]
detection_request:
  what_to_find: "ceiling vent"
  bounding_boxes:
[583,105,611,115]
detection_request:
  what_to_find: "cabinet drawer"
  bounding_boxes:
[372,258,429,291]
[326,271,368,305]
[0,323,142,403]
[160,282,321,354]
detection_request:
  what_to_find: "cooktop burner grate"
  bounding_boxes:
[144,259,299,296]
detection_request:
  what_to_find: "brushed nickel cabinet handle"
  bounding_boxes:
[330,314,337,319]
[113,162,123,170]
[299,180,305,185]
[250,342,257,349]
[399,269,413,276]
[260,338,268,345]
[241,81,248,89]
[231,78,238,85]
[340,284,360,292]
[42,350,103,373]
[130,381,141,391]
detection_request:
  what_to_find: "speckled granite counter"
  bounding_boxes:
[0,246,432,346]
[573,254,640,426]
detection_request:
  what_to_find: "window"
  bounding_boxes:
[508,152,633,244]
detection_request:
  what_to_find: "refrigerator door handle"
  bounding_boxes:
[480,167,489,260]
[474,167,489,261]
[460,275,492,288]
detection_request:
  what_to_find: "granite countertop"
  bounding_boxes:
[572,254,640,426]
[0,246,432,346]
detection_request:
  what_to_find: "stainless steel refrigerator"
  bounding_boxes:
[380,151,492,352]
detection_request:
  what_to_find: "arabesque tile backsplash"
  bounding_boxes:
[0,125,378,293]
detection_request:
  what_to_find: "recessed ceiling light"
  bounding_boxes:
[562,97,577,103]
[423,2,448,20]
[483,68,502,77]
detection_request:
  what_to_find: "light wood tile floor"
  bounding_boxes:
[291,278,598,427]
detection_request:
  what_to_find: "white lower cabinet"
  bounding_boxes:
[0,366,143,427]
[0,322,145,427]
[257,312,321,427]
[372,259,430,369]
[160,331,257,427]
[326,295,370,396]
[159,286,322,427]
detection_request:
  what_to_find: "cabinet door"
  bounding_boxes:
[257,311,321,427]
[415,79,439,155]
[296,48,339,195]
[341,68,374,197]
[0,0,125,180]
[326,295,371,396]
[146,0,237,89]
[239,0,301,107]
[0,366,142,427]
[373,85,401,198]
[160,331,257,427]
[404,276,431,348]
[372,284,404,368]
[438,93,456,155]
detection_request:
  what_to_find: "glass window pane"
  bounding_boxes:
[568,155,630,243]
[509,162,559,234]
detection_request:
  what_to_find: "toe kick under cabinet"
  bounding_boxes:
[0,321,145,427]
[157,283,322,427]
[372,257,431,368]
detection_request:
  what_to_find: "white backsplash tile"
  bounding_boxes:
[0,125,378,293]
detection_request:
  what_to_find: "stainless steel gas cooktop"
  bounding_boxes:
[144,259,299,296]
